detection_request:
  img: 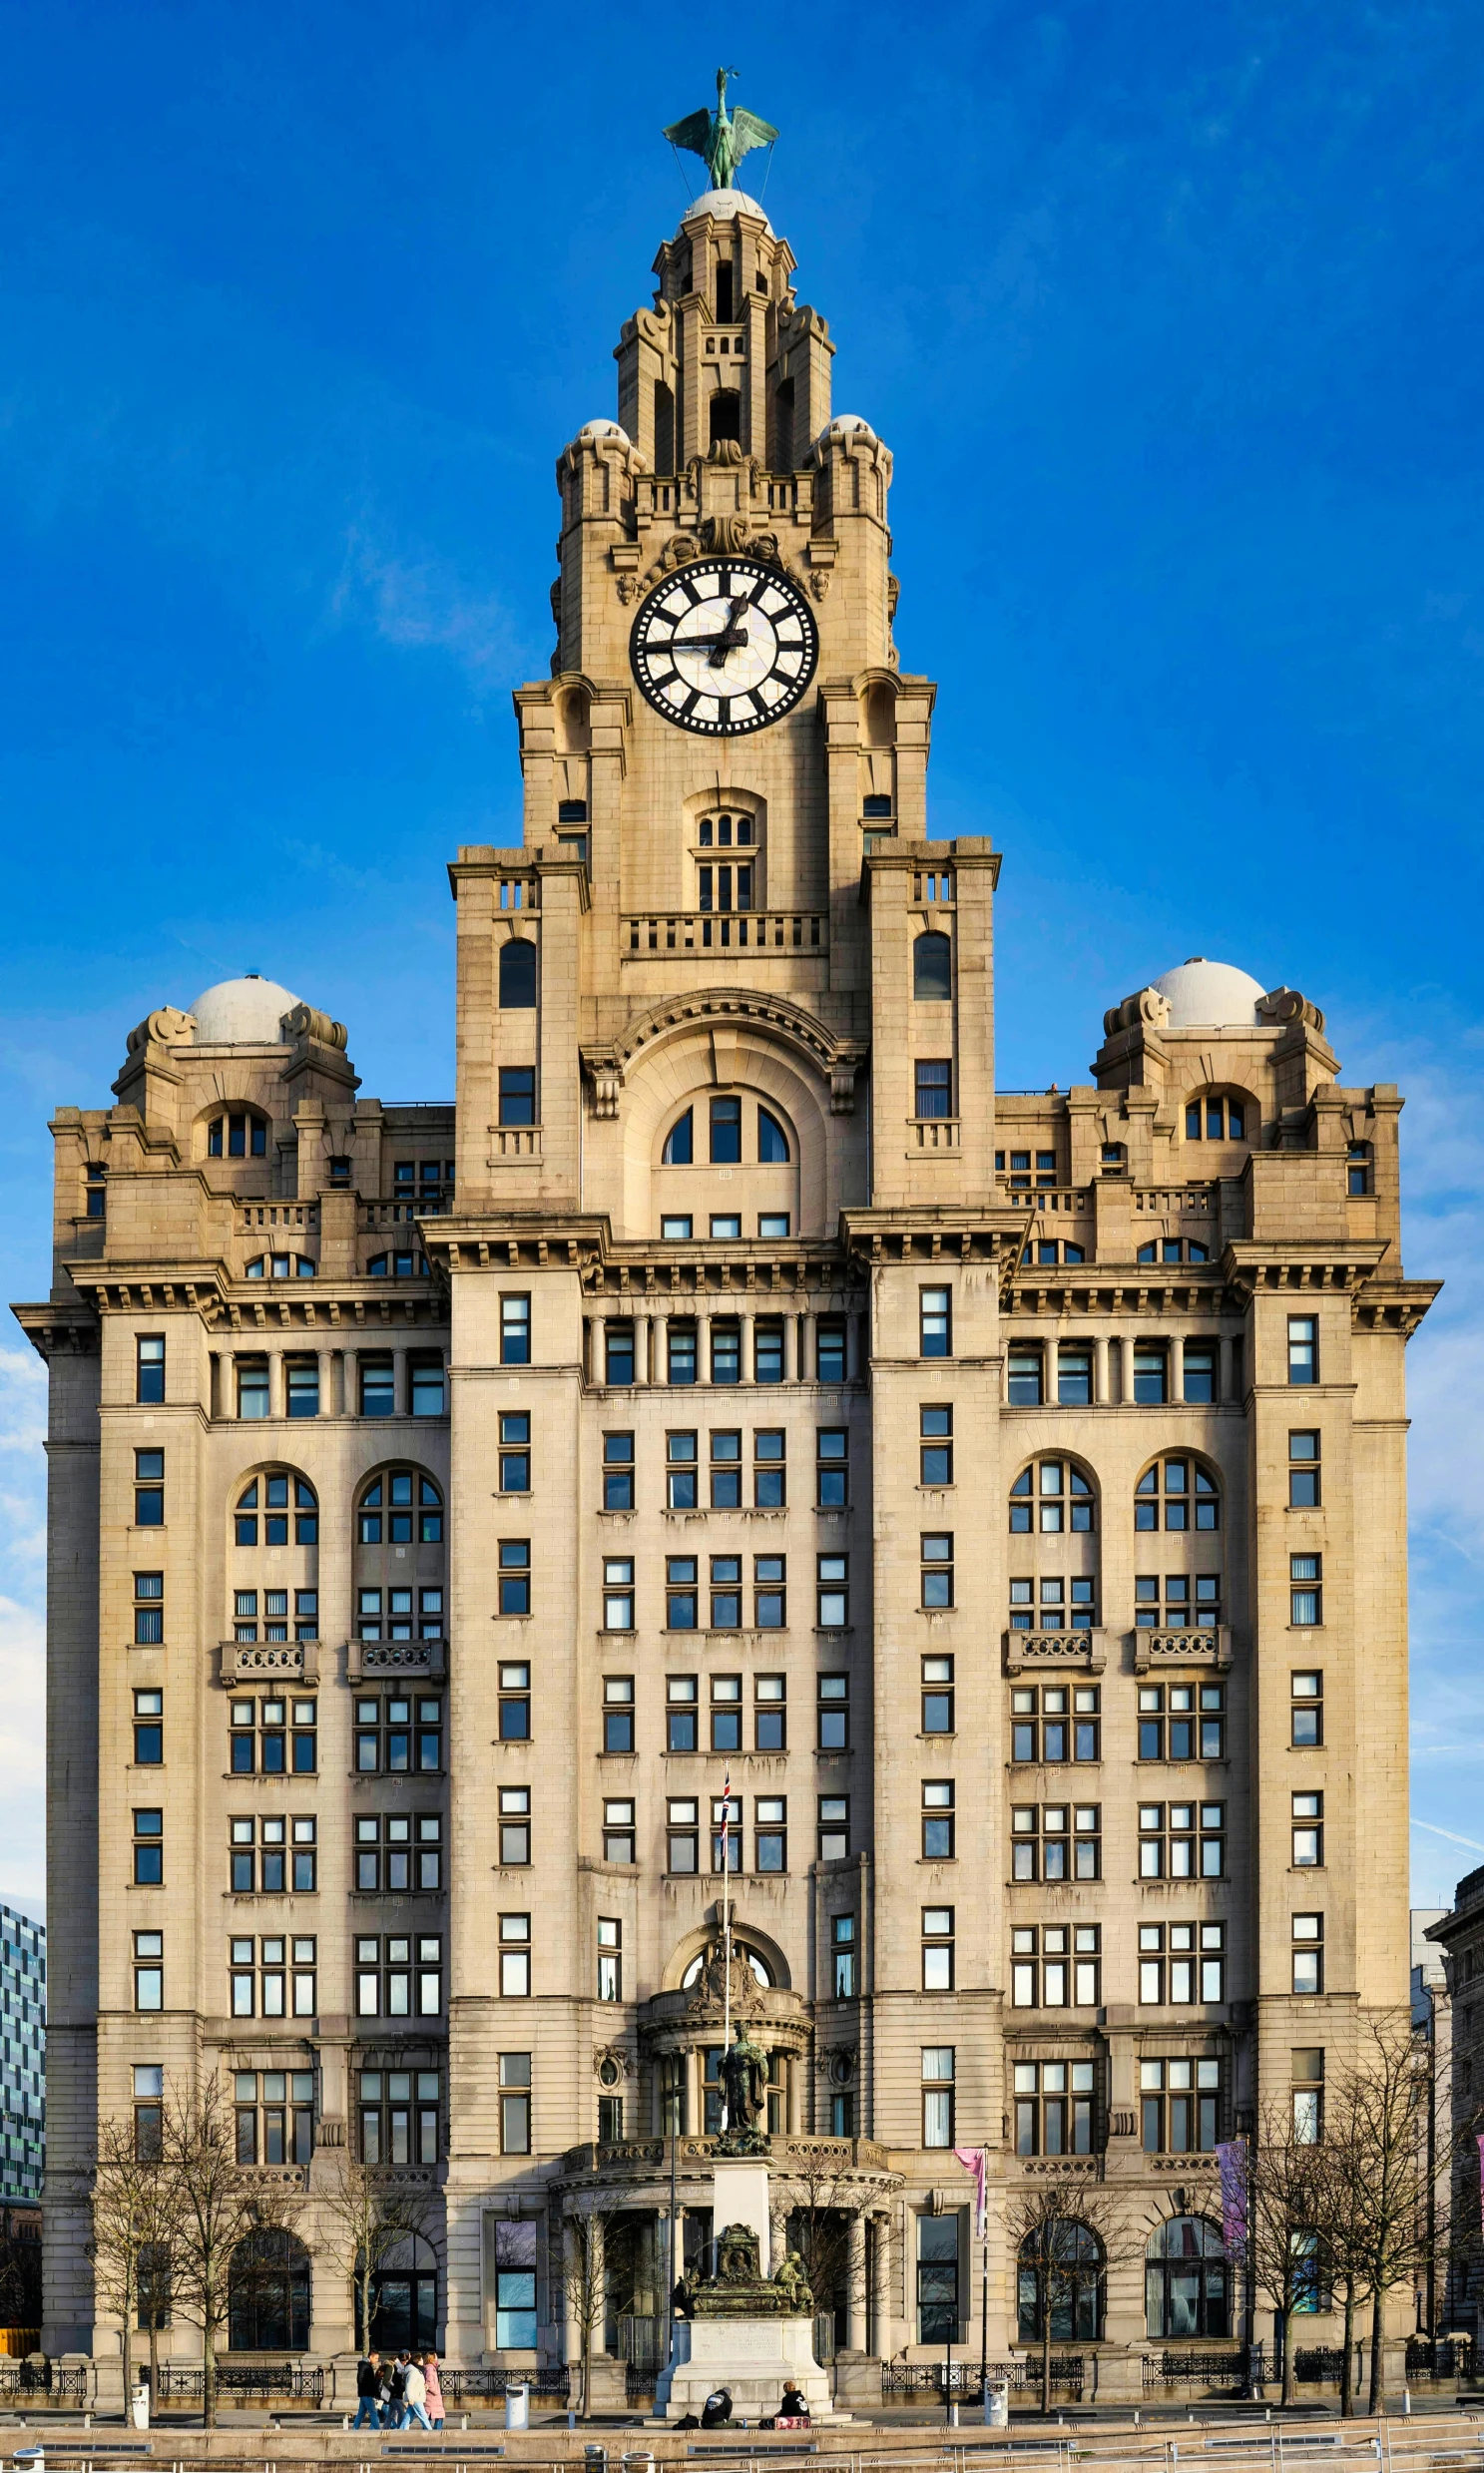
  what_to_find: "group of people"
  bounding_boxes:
[353,2348,445,2430]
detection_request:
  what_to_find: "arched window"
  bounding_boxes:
[1136,1457,1221,1532]
[246,1253,315,1279]
[359,2230,439,2353]
[1010,1461,1095,1534]
[913,932,952,1001]
[359,1470,443,1546]
[237,1473,317,1548]
[757,1107,790,1164]
[229,2228,310,2352]
[208,1110,267,1160]
[662,1109,694,1166]
[1145,2217,1230,2340]
[1017,2220,1104,2342]
[1184,1090,1250,1143]
[368,1249,429,1278]
[499,939,537,1009]
[681,1940,773,1989]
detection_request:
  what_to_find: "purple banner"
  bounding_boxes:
[1217,2138,1248,2259]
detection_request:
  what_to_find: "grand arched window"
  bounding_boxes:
[913,932,951,1000]
[228,2228,310,2351]
[355,1469,445,1646]
[499,940,536,1009]
[1017,2220,1104,2342]
[1145,2216,1230,2339]
[232,1472,318,1645]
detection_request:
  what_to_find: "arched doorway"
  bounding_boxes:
[1146,2216,1230,2338]
[228,2228,310,2350]
[359,2230,439,2352]
[1017,2220,1104,2342]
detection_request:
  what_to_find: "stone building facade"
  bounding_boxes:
[16,178,1438,2397]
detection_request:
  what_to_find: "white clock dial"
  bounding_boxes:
[630,556,819,735]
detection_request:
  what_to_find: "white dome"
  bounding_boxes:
[577,418,630,442]
[1151,958,1268,1029]
[818,413,878,444]
[188,975,302,1044]
[678,187,773,236]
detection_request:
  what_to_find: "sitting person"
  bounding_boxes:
[778,2381,809,2420]
[701,2386,734,2428]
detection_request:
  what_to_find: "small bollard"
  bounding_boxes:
[460,2414,470,2432]
[1402,2390,1412,2417]
[948,2401,960,2428]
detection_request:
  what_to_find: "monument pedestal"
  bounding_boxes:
[655,2314,838,2424]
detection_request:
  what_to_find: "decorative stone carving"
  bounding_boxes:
[688,2226,814,2319]
[1103,986,1172,1037]
[684,1940,766,2018]
[281,1004,348,1052]
[1258,985,1326,1035]
[584,1052,624,1119]
[124,1005,198,1056]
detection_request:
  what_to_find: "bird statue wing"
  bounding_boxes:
[663,107,716,159]
[728,108,779,163]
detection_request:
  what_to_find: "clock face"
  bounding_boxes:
[630,557,819,736]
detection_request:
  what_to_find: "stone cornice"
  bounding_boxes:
[580,986,867,1119]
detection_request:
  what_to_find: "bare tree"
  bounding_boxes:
[1003,2183,1141,2414]
[0,2210,42,2334]
[1247,2097,1330,2409]
[84,2119,155,2403]
[316,2149,432,2356]
[163,2075,300,2427]
[559,2195,630,2418]
[777,2156,867,2356]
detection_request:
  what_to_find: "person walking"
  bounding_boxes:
[402,2355,432,2432]
[353,2350,383,2430]
[421,2352,445,2431]
[385,2351,409,2428]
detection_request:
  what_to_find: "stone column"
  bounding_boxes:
[1170,1333,1186,1406]
[1222,1333,1238,1403]
[318,1349,337,1418]
[268,1351,284,1420]
[393,1347,409,1416]
[634,1314,650,1385]
[1108,1336,1124,1404]
[870,2213,890,2357]
[846,2211,867,2351]
[1094,1334,1110,1404]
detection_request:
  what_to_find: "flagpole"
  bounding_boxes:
[722,1762,732,2131]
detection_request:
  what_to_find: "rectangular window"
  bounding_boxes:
[915,1059,952,1119]
[665,1430,698,1509]
[667,1797,700,1874]
[1347,1141,1372,1197]
[816,1319,847,1383]
[816,1426,848,1507]
[1290,1553,1322,1628]
[1291,1670,1323,1745]
[1011,1924,1102,2011]
[920,1532,953,1609]
[917,2212,962,2342]
[919,1403,952,1486]
[133,1688,163,1764]
[816,1553,848,1630]
[137,1335,165,1404]
[359,1356,394,1416]
[709,1557,742,1631]
[133,2064,164,2160]
[237,1358,269,1419]
[753,1553,786,1628]
[357,2066,439,2171]
[709,1427,742,1507]
[753,1427,785,1507]
[922,1656,955,1734]
[134,1931,164,2012]
[1183,1341,1219,1404]
[921,1778,956,1860]
[603,1676,635,1754]
[1140,2057,1222,2154]
[753,1672,785,1751]
[498,1785,531,1866]
[1137,1681,1226,1761]
[1057,1344,1092,1406]
[831,1913,857,1999]
[1288,1429,1321,1507]
[1292,2050,1325,2144]
[920,1286,951,1358]
[1137,1799,1226,1879]
[600,1427,632,1508]
[1292,1914,1323,1995]
[501,1293,531,1365]
[410,1355,445,1416]
[1010,1684,1101,1762]
[603,1559,635,1631]
[597,1916,622,2002]
[1007,1346,1042,1406]
[498,1539,531,1617]
[352,1932,439,2016]
[667,1556,699,1630]
[921,1905,955,1991]
[710,1675,742,1754]
[755,1795,787,1873]
[818,1794,850,1862]
[817,1672,848,1751]
[498,1067,536,1126]
[1138,1920,1226,2004]
[598,2094,624,2142]
[284,1357,319,1418]
[711,1318,742,1384]
[497,1667,531,1741]
[1013,2059,1096,2157]
[605,1321,635,1384]
[1012,1802,1102,1881]
[133,1571,165,1645]
[134,1446,166,1526]
[667,1674,699,1751]
[1135,1573,1223,1631]
[1288,1315,1318,1384]
[667,1320,697,1384]
[753,1319,784,1383]
[922,2047,955,2147]
[1133,1343,1169,1405]
[1292,1789,1324,1868]
[603,1798,636,1864]
[499,2052,531,2155]
[711,1793,742,1874]
[500,1411,532,1493]
[353,1693,440,1770]
[133,1807,164,1886]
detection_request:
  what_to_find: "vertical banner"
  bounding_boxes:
[1217,2137,1248,2259]
[954,2144,989,2239]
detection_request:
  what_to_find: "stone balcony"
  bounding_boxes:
[1002,1629,1108,1676]
[346,1636,447,1683]
[624,910,826,957]
[1132,1626,1233,1673]
[218,1638,320,1686]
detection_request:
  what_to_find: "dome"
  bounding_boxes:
[1150,958,1268,1029]
[576,418,630,443]
[817,413,878,445]
[187,974,302,1045]
[678,187,773,236]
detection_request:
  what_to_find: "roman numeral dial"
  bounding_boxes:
[629,556,820,735]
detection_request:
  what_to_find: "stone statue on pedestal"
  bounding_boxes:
[717,2019,769,2155]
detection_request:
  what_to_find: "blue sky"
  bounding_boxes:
[2,0,1482,1921]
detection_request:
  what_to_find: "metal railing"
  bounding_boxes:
[0,2361,87,2399]
[881,2357,1085,2397]
[155,2362,323,2402]
[1145,2348,1255,2390]
[438,2365,570,2402]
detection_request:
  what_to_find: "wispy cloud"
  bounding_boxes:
[326,521,527,702]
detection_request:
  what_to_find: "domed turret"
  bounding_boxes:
[1150,957,1268,1029]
